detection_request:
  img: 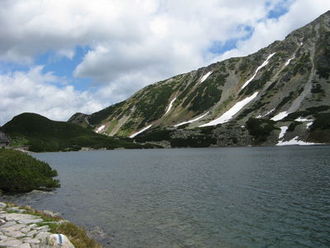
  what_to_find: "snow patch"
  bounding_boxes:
[295,117,312,122]
[240,53,276,90]
[164,97,176,115]
[129,124,152,138]
[271,111,288,121]
[200,92,259,127]
[284,56,295,67]
[278,126,288,140]
[256,108,275,119]
[306,122,313,129]
[277,136,318,146]
[95,125,105,133]
[200,71,213,83]
[174,112,209,128]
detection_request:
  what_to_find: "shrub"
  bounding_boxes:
[246,118,277,144]
[0,149,60,193]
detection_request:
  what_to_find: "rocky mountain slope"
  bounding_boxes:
[69,11,330,147]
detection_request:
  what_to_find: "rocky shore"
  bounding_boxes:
[0,202,100,248]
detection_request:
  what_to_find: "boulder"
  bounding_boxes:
[47,234,75,248]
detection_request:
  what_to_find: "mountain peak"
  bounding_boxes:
[69,12,330,147]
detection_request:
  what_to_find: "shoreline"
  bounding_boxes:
[0,201,101,248]
[10,142,329,154]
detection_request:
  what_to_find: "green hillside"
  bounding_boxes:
[1,113,146,152]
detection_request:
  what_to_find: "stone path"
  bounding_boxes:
[0,202,74,248]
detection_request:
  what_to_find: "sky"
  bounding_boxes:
[0,0,329,125]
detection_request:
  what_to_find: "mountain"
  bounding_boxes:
[69,11,330,147]
[1,113,150,152]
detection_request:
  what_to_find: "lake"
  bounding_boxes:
[2,146,330,248]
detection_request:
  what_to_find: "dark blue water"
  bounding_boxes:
[2,146,330,248]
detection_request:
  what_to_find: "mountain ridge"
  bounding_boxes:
[67,11,330,146]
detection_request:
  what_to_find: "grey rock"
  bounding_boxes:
[19,243,32,248]
[0,238,23,247]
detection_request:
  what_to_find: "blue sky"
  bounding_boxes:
[0,0,329,124]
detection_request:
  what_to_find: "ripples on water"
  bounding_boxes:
[2,146,330,248]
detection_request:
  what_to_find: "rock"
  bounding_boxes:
[2,213,42,224]
[1,223,26,232]
[0,238,23,247]
[19,243,32,248]
[42,210,61,217]
[47,234,75,248]
[0,234,8,240]
[0,218,6,225]
[7,207,26,213]
[26,229,38,237]
[5,230,26,238]
[0,205,78,248]
[22,238,40,244]
[0,221,17,228]
[0,202,6,208]
[34,231,51,242]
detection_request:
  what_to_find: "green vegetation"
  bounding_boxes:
[292,52,311,76]
[310,113,330,130]
[188,84,222,113]
[311,83,325,94]
[288,121,300,132]
[182,73,226,113]
[0,149,60,193]
[240,69,273,96]
[308,113,330,143]
[315,31,330,79]
[88,101,125,125]
[170,136,217,147]
[246,118,277,144]
[134,84,174,125]
[272,91,294,114]
[283,105,330,121]
[1,113,145,152]
[134,128,172,142]
[134,127,217,147]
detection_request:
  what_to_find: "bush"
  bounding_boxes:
[0,149,60,193]
[246,118,277,144]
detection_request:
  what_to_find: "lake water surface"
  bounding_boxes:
[2,146,330,248]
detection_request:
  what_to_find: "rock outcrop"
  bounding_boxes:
[0,202,74,248]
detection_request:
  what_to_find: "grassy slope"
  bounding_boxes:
[1,113,145,152]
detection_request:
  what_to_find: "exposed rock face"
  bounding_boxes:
[67,113,90,128]
[69,11,330,146]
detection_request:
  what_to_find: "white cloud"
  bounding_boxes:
[218,0,330,60]
[0,67,103,125]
